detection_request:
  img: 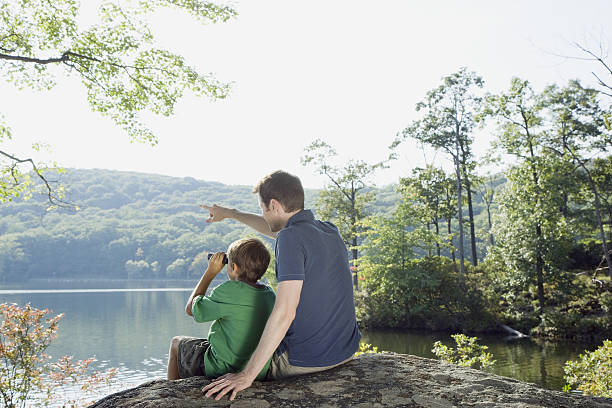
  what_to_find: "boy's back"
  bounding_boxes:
[167,237,275,381]
[192,280,276,379]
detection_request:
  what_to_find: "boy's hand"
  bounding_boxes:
[200,204,231,223]
[206,252,226,276]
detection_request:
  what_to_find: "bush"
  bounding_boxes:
[354,343,381,356]
[356,256,496,331]
[432,334,495,370]
[564,339,612,397]
[0,303,116,407]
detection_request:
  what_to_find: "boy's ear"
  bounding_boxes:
[231,262,239,274]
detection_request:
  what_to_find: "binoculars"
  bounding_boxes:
[207,253,228,265]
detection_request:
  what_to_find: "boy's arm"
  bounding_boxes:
[185,252,225,316]
[202,280,303,401]
[200,204,277,238]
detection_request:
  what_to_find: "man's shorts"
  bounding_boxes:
[177,336,210,378]
[266,350,353,380]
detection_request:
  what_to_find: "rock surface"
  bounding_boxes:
[91,353,612,407]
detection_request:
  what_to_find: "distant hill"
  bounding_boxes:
[0,169,502,282]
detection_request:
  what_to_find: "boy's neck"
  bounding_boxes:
[235,277,264,289]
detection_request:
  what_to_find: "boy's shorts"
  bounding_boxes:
[177,336,210,378]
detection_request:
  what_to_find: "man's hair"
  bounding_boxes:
[227,238,271,284]
[253,170,304,212]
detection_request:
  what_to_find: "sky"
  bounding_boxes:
[1,0,611,189]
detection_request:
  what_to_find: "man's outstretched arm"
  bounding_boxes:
[200,204,277,238]
[201,280,303,401]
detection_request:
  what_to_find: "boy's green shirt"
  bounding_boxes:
[192,280,276,380]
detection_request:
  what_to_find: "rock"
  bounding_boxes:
[91,353,612,408]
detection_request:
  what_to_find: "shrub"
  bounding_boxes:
[564,339,612,397]
[0,303,116,407]
[432,334,495,370]
[356,256,496,331]
[354,343,381,356]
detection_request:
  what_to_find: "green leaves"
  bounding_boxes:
[301,139,384,253]
[0,0,235,145]
[432,334,495,371]
[564,340,612,397]
[0,0,236,203]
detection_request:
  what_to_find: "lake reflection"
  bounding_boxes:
[0,279,603,401]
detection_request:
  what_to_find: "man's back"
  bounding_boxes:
[274,209,361,367]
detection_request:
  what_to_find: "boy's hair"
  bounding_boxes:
[253,170,304,212]
[227,238,271,284]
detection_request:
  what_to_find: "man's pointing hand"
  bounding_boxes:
[200,204,231,224]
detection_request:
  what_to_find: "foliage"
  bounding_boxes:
[301,139,384,288]
[432,334,495,370]
[356,179,495,331]
[0,303,116,407]
[393,67,485,276]
[400,165,454,257]
[0,0,235,203]
[564,339,612,397]
[354,343,381,356]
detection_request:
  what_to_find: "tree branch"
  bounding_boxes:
[323,167,353,202]
[0,52,69,65]
[0,149,74,208]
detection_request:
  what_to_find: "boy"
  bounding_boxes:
[167,237,276,381]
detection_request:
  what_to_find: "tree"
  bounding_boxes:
[301,139,384,289]
[475,173,498,248]
[0,0,236,203]
[401,165,447,257]
[482,78,572,317]
[542,80,612,279]
[393,67,484,280]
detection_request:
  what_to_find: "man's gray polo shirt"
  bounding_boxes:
[274,209,361,367]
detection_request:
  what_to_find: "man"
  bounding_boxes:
[200,170,361,401]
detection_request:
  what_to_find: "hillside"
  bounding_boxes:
[0,169,500,282]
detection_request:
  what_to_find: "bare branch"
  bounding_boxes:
[574,42,612,75]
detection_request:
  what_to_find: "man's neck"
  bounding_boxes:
[278,209,302,230]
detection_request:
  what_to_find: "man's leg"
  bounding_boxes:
[167,336,182,380]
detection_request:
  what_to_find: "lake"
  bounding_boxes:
[0,279,601,405]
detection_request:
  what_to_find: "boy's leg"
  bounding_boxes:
[167,336,182,380]
[169,336,209,380]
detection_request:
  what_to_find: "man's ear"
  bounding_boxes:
[231,262,239,274]
[269,198,286,214]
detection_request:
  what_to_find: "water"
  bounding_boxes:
[0,279,604,404]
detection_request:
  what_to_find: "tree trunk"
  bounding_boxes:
[581,166,612,280]
[352,237,359,290]
[561,191,568,219]
[454,152,465,281]
[486,201,494,247]
[434,219,440,257]
[527,137,545,317]
[426,222,432,256]
[448,218,457,272]
[536,224,545,316]
[350,188,359,290]
[463,167,478,266]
